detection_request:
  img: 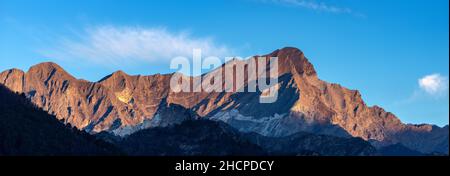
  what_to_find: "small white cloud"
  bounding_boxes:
[42,25,232,66]
[418,74,449,96]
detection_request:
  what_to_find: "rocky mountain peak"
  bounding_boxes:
[0,68,25,93]
[28,62,65,73]
[98,70,130,82]
[111,70,129,77]
[264,47,317,77]
[27,62,75,81]
[5,68,24,74]
[99,70,134,92]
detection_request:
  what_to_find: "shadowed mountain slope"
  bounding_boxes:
[0,85,120,155]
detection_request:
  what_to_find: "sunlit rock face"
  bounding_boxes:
[0,47,448,154]
[0,68,24,93]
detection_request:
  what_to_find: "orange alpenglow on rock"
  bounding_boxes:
[0,47,448,154]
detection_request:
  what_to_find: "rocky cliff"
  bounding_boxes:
[1,47,448,154]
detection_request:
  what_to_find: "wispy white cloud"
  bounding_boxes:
[419,73,449,96]
[259,0,363,16]
[42,25,232,66]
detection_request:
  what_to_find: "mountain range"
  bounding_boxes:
[0,47,448,155]
[0,84,376,156]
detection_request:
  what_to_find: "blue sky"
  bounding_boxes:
[0,0,448,126]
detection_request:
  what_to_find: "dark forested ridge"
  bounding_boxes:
[104,120,377,156]
[113,120,267,156]
[0,85,120,155]
[377,143,425,156]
